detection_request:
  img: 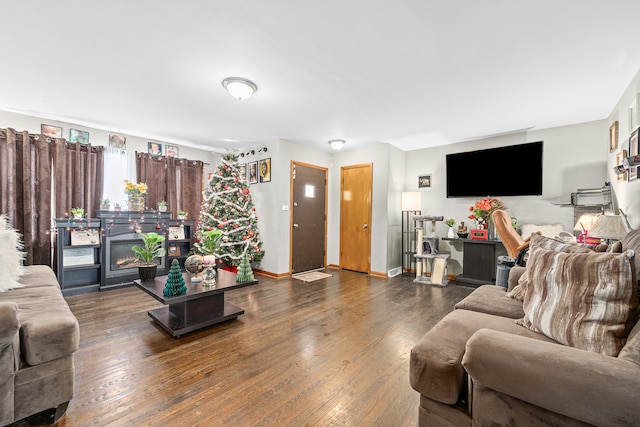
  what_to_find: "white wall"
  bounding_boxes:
[402,120,608,275]
[607,67,640,229]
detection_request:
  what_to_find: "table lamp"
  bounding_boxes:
[588,214,630,244]
[573,214,600,244]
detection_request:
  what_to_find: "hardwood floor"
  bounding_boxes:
[52,270,472,427]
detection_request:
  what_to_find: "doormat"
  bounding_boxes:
[292,271,332,282]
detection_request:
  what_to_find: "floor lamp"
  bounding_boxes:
[402,192,421,276]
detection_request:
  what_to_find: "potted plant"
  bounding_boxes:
[100,198,111,210]
[131,232,166,281]
[177,210,188,220]
[71,207,85,219]
[199,229,222,284]
[158,201,167,212]
[445,218,456,238]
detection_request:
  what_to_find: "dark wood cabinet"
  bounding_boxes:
[55,218,102,296]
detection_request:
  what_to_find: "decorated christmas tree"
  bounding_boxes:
[163,259,187,296]
[193,153,265,267]
[236,252,255,283]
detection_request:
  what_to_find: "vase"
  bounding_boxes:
[487,219,498,240]
[158,205,167,212]
[447,226,455,239]
[203,265,217,286]
[128,196,145,211]
[138,264,158,282]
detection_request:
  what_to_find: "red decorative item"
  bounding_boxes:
[470,229,488,240]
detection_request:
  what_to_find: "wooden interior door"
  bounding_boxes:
[291,162,327,273]
[339,163,372,273]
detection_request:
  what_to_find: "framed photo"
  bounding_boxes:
[148,142,162,157]
[166,144,179,158]
[616,149,628,182]
[168,244,180,256]
[70,229,100,246]
[609,121,619,152]
[629,129,639,181]
[259,158,271,183]
[238,163,247,182]
[109,134,126,149]
[41,124,62,138]
[168,226,185,240]
[248,161,258,184]
[418,174,432,188]
[69,128,89,144]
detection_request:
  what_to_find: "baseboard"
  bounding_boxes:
[370,270,387,278]
[253,269,289,279]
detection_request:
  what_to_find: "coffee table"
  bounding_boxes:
[134,269,258,338]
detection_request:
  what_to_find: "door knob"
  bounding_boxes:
[363,224,368,229]
[293,224,299,228]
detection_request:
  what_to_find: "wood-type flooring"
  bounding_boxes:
[48,270,472,427]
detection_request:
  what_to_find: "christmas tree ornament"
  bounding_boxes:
[163,259,187,296]
[236,252,255,283]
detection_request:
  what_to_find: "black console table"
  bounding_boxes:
[443,238,507,287]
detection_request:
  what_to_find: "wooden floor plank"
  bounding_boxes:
[44,270,472,427]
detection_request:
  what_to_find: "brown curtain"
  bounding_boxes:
[0,128,54,265]
[136,152,167,209]
[167,157,204,221]
[53,140,104,219]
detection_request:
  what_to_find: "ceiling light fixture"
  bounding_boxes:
[222,77,258,100]
[328,139,346,151]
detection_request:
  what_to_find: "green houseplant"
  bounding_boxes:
[132,232,166,281]
[71,207,85,219]
[100,198,111,210]
[177,210,188,219]
[158,201,167,212]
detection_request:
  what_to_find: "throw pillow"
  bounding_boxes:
[0,215,26,292]
[506,234,593,301]
[517,248,638,357]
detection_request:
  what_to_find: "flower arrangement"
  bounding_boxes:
[468,197,505,224]
[445,218,456,227]
[124,180,148,196]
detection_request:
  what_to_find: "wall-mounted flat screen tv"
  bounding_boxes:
[446,141,543,198]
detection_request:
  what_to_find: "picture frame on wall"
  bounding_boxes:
[418,174,432,188]
[616,149,628,182]
[609,121,619,152]
[629,129,638,181]
[41,124,62,139]
[109,133,126,149]
[238,163,247,182]
[248,161,258,184]
[69,128,89,144]
[259,158,271,183]
[166,144,179,158]
[148,142,162,157]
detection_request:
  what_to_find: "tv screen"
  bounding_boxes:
[446,141,543,198]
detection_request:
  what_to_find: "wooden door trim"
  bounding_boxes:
[289,161,328,274]
[339,163,373,274]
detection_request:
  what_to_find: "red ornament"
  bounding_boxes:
[242,188,250,195]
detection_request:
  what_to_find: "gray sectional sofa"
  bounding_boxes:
[410,230,640,426]
[0,265,79,426]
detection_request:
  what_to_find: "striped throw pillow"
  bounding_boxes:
[517,248,638,356]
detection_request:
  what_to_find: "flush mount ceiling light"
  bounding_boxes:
[328,139,346,151]
[221,77,257,100]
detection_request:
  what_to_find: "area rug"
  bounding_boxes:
[292,271,332,282]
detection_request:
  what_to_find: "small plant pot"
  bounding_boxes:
[177,215,186,220]
[100,204,110,211]
[138,264,158,282]
[73,214,83,219]
[158,206,167,212]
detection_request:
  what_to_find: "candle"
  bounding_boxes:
[203,255,216,266]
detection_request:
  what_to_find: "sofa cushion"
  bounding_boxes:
[8,266,80,365]
[0,215,26,292]
[410,309,555,405]
[518,248,638,357]
[454,285,524,319]
[506,234,594,301]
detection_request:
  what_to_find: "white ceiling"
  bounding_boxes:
[2,1,640,154]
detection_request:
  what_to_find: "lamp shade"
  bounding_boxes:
[588,215,630,240]
[573,214,599,231]
[328,139,346,151]
[401,192,421,211]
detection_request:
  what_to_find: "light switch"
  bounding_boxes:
[282,204,289,211]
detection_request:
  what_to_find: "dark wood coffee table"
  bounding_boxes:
[134,269,258,337]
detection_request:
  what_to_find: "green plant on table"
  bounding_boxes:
[71,207,85,216]
[158,201,167,207]
[200,229,222,255]
[445,218,456,227]
[132,232,166,265]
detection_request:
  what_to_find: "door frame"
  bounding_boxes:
[289,160,328,274]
